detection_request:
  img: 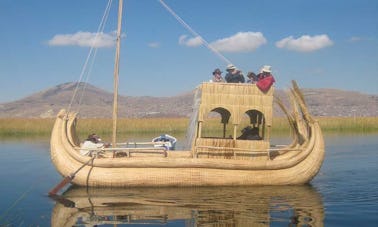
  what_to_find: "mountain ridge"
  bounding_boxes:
[0,82,377,118]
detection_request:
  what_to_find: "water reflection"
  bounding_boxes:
[51,185,324,226]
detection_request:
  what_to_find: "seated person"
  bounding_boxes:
[237,126,262,140]
[80,133,109,156]
[246,71,258,84]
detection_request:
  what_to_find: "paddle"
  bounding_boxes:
[48,156,95,196]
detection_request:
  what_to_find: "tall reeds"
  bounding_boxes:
[0,117,377,138]
[0,118,55,137]
[317,116,378,133]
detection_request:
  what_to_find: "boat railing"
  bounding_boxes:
[77,146,168,158]
[118,141,170,147]
[194,145,302,160]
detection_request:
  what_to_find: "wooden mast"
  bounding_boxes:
[112,0,123,148]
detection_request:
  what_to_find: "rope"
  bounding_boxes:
[0,176,40,225]
[158,0,233,65]
[67,0,113,114]
[77,46,99,113]
[0,187,33,224]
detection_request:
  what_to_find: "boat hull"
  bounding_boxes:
[50,110,325,187]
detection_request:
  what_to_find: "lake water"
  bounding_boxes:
[0,134,377,226]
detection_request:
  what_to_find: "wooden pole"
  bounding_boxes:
[112,0,123,148]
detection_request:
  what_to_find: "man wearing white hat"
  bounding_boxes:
[225,64,245,83]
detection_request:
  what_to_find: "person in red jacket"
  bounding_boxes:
[256,65,275,92]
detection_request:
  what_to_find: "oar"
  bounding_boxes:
[48,156,95,196]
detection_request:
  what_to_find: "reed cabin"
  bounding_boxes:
[192,82,274,159]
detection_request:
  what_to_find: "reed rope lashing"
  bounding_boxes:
[159,0,233,66]
[66,0,113,115]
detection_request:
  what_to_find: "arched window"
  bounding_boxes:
[237,109,265,140]
[201,107,232,139]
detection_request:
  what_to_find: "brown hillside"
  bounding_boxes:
[0,82,377,118]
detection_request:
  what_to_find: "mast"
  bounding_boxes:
[112,0,123,148]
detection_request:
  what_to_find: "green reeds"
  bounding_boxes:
[317,116,378,133]
[77,118,187,136]
[0,118,55,137]
[0,117,377,138]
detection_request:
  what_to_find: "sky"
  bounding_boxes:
[0,0,377,103]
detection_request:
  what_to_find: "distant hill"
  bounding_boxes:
[0,82,377,118]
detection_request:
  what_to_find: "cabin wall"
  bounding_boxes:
[193,83,273,159]
[195,137,270,160]
[198,83,274,125]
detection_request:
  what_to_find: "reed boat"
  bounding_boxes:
[51,185,324,226]
[49,0,325,188]
[50,81,325,187]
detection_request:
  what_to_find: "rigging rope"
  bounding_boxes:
[158,0,233,65]
[67,0,113,114]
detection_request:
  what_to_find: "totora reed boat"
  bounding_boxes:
[50,0,324,188]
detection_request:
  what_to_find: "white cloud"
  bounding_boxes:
[48,31,117,48]
[210,32,267,53]
[148,42,160,48]
[276,34,333,52]
[178,35,203,47]
[178,32,266,53]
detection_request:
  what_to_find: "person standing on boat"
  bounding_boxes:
[225,64,245,83]
[246,71,258,84]
[210,68,225,82]
[256,65,275,92]
[80,133,108,156]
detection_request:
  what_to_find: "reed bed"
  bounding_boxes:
[76,118,187,136]
[317,116,378,133]
[0,117,377,138]
[0,118,55,137]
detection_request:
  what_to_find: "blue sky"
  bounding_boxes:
[0,0,377,103]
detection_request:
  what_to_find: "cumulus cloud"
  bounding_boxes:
[210,32,267,53]
[275,34,333,52]
[179,35,203,47]
[178,32,266,53]
[48,31,117,48]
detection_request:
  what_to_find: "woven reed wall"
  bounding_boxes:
[198,83,274,125]
[195,138,269,160]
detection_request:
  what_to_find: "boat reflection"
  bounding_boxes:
[51,185,324,226]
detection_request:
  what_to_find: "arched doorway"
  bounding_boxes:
[237,109,265,140]
[201,107,232,139]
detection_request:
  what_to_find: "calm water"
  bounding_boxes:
[0,134,377,226]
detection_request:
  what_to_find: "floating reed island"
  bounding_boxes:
[50,81,325,187]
